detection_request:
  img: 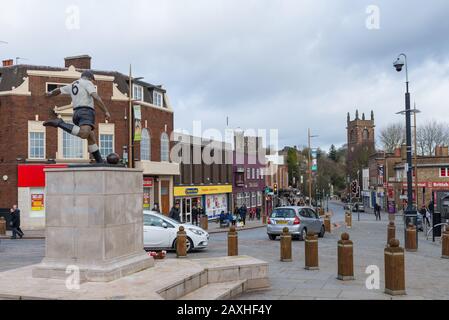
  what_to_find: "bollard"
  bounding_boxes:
[304,232,319,270]
[228,226,238,256]
[442,228,449,259]
[405,223,417,252]
[384,239,406,296]
[176,226,187,258]
[200,215,209,231]
[337,233,354,281]
[262,214,267,225]
[0,217,6,235]
[345,212,352,228]
[324,215,331,233]
[387,222,396,246]
[280,227,292,262]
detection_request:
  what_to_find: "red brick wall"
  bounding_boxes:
[0,74,173,208]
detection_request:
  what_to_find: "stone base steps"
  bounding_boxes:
[179,280,247,300]
[0,255,269,300]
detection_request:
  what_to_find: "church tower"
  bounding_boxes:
[346,109,375,176]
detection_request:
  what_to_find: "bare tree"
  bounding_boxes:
[379,123,405,153]
[416,120,449,155]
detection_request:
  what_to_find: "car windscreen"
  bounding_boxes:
[271,208,296,219]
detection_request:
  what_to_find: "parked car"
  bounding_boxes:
[352,203,365,212]
[143,211,209,252]
[267,206,325,241]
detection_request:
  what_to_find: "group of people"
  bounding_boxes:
[168,202,205,226]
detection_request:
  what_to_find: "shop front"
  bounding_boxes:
[174,185,233,223]
[143,177,154,210]
[17,164,69,230]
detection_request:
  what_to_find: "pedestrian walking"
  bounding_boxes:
[374,203,381,221]
[240,204,247,226]
[169,202,181,222]
[419,205,430,227]
[10,205,24,239]
[256,207,261,220]
[192,203,199,226]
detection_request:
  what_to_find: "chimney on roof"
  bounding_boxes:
[64,55,91,69]
[435,146,449,157]
[401,144,407,161]
[2,59,13,67]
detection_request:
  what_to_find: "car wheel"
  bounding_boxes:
[173,237,194,253]
[319,225,325,238]
[299,228,307,241]
[268,234,277,240]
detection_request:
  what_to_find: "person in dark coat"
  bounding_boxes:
[169,202,181,222]
[10,205,24,239]
[240,204,248,226]
[192,204,199,226]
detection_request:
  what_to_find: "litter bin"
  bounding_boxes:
[404,210,418,249]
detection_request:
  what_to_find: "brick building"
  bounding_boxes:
[173,133,233,223]
[367,145,449,212]
[0,55,179,230]
[232,132,266,217]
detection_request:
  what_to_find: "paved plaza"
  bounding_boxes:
[0,201,448,300]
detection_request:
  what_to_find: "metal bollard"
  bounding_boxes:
[200,215,209,231]
[324,215,331,233]
[345,212,352,228]
[304,232,319,270]
[337,233,354,281]
[228,226,238,256]
[442,228,449,259]
[280,227,292,262]
[176,226,187,258]
[384,239,406,296]
[0,217,6,235]
[387,222,396,246]
[262,214,267,225]
[405,223,417,252]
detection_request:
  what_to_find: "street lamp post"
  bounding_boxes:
[394,53,418,248]
[308,129,318,207]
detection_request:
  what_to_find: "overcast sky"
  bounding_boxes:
[1,0,449,151]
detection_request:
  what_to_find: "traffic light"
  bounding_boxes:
[273,183,278,194]
[351,181,358,195]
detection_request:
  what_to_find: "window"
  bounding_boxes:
[46,83,66,93]
[153,91,163,107]
[133,84,143,101]
[99,134,114,157]
[251,168,255,179]
[63,130,84,159]
[363,129,369,140]
[160,132,169,162]
[141,129,151,161]
[251,192,257,208]
[441,168,449,177]
[29,132,45,159]
[247,168,251,180]
[245,192,251,206]
[257,191,263,206]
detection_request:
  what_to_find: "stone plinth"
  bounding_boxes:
[32,167,154,282]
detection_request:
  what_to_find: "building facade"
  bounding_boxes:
[0,55,179,229]
[173,134,233,223]
[368,145,449,213]
[232,133,265,216]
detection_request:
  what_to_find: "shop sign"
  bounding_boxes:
[174,185,233,197]
[143,177,154,187]
[31,194,44,211]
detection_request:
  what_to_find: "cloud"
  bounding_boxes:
[1,0,449,151]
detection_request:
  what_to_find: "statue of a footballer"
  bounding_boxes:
[43,70,111,163]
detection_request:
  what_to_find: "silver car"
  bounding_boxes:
[267,206,325,241]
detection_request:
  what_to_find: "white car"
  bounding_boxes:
[143,211,209,252]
